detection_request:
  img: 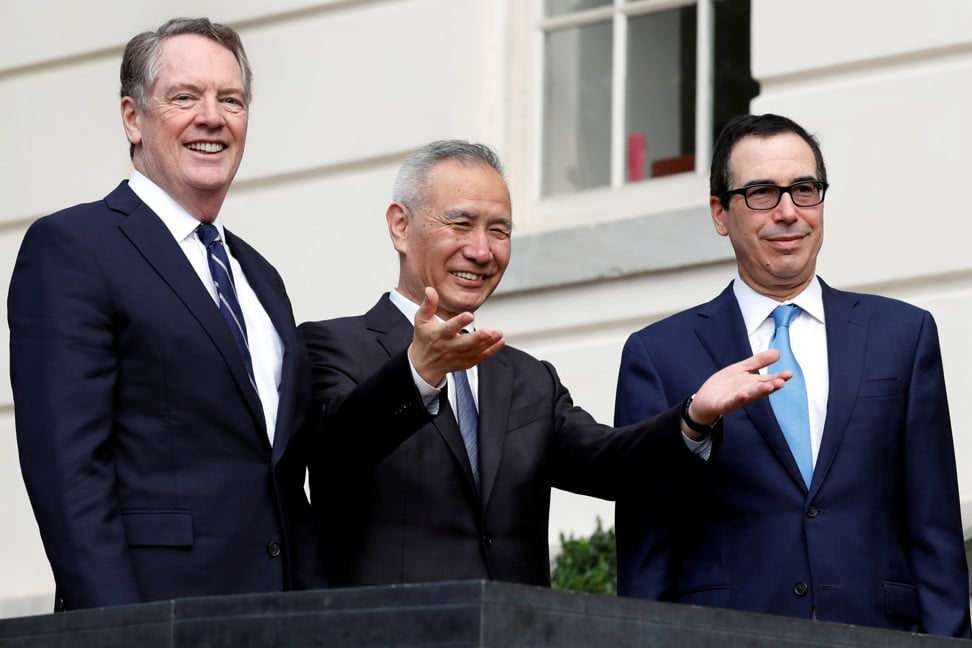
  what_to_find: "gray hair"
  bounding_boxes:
[120,17,252,112]
[393,140,506,215]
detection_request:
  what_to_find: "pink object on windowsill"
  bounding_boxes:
[627,133,646,182]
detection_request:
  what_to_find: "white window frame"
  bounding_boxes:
[503,0,716,236]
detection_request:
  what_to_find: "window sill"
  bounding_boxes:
[496,204,733,295]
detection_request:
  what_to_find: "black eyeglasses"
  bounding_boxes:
[727,181,829,210]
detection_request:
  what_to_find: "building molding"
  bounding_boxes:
[498,205,733,294]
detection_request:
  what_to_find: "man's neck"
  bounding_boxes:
[131,166,226,223]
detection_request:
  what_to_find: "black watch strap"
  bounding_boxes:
[681,393,719,435]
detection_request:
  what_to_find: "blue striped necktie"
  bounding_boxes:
[453,368,480,493]
[767,304,813,487]
[196,223,257,392]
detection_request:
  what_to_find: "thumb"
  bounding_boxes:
[415,286,438,325]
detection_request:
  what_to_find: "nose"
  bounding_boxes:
[195,95,225,127]
[462,227,493,263]
[774,191,800,222]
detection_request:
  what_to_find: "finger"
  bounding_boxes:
[415,287,439,326]
[483,337,505,357]
[451,335,506,372]
[442,311,477,337]
[737,348,781,372]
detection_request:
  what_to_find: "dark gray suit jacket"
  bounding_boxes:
[299,293,712,587]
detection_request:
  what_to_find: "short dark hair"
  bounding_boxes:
[710,114,827,207]
[393,140,506,216]
[120,17,251,158]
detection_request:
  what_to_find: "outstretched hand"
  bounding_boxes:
[689,349,792,427]
[408,287,505,386]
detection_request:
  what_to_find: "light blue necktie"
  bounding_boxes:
[453,369,480,492]
[768,304,813,487]
[196,223,258,394]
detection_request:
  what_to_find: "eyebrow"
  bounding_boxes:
[742,175,818,187]
[164,83,204,95]
[442,209,474,221]
[164,82,246,97]
[443,209,512,226]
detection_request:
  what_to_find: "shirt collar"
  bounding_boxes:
[388,288,479,332]
[389,288,420,325]
[128,169,226,243]
[732,273,825,336]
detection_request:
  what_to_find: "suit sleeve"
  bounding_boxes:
[548,342,710,503]
[8,217,141,609]
[299,320,433,467]
[612,331,685,600]
[615,331,673,427]
[903,313,971,637]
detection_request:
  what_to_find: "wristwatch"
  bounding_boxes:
[680,393,720,435]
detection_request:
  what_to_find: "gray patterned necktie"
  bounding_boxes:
[453,368,480,492]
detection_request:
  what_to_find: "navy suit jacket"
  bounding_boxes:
[8,182,320,611]
[299,294,711,587]
[614,280,970,637]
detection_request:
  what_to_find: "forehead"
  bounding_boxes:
[155,34,243,86]
[426,159,511,213]
[729,132,817,184]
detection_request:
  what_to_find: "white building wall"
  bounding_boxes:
[1,0,970,617]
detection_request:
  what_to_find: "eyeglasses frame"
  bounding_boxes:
[726,180,829,210]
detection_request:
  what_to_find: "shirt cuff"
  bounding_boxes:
[408,356,445,414]
[682,433,712,461]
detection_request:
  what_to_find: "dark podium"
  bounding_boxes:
[0,581,964,647]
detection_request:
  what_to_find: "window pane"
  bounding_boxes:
[542,22,612,196]
[545,0,610,18]
[625,6,697,182]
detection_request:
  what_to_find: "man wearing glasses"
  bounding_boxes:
[614,113,970,637]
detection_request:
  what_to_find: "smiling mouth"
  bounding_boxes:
[186,142,225,154]
[452,271,486,281]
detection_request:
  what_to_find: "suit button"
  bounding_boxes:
[806,505,818,518]
[267,541,282,557]
[482,535,493,547]
[794,582,809,596]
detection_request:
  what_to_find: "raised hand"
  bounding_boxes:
[408,287,505,386]
[689,349,792,426]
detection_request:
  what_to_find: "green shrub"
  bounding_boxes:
[550,517,617,595]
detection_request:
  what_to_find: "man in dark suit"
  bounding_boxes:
[299,140,791,587]
[8,17,319,611]
[614,113,970,637]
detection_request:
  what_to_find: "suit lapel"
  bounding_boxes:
[476,350,513,508]
[367,296,482,499]
[112,186,265,433]
[227,230,293,460]
[367,295,415,359]
[811,280,866,493]
[695,284,809,490]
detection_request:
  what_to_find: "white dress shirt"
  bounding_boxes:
[733,275,829,466]
[128,171,283,444]
[388,289,475,420]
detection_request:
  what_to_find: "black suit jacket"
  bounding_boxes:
[299,294,711,587]
[8,182,320,610]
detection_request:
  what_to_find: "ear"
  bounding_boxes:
[387,202,410,255]
[710,195,730,237]
[120,97,142,148]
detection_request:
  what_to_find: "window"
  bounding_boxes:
[538,0,757,197]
